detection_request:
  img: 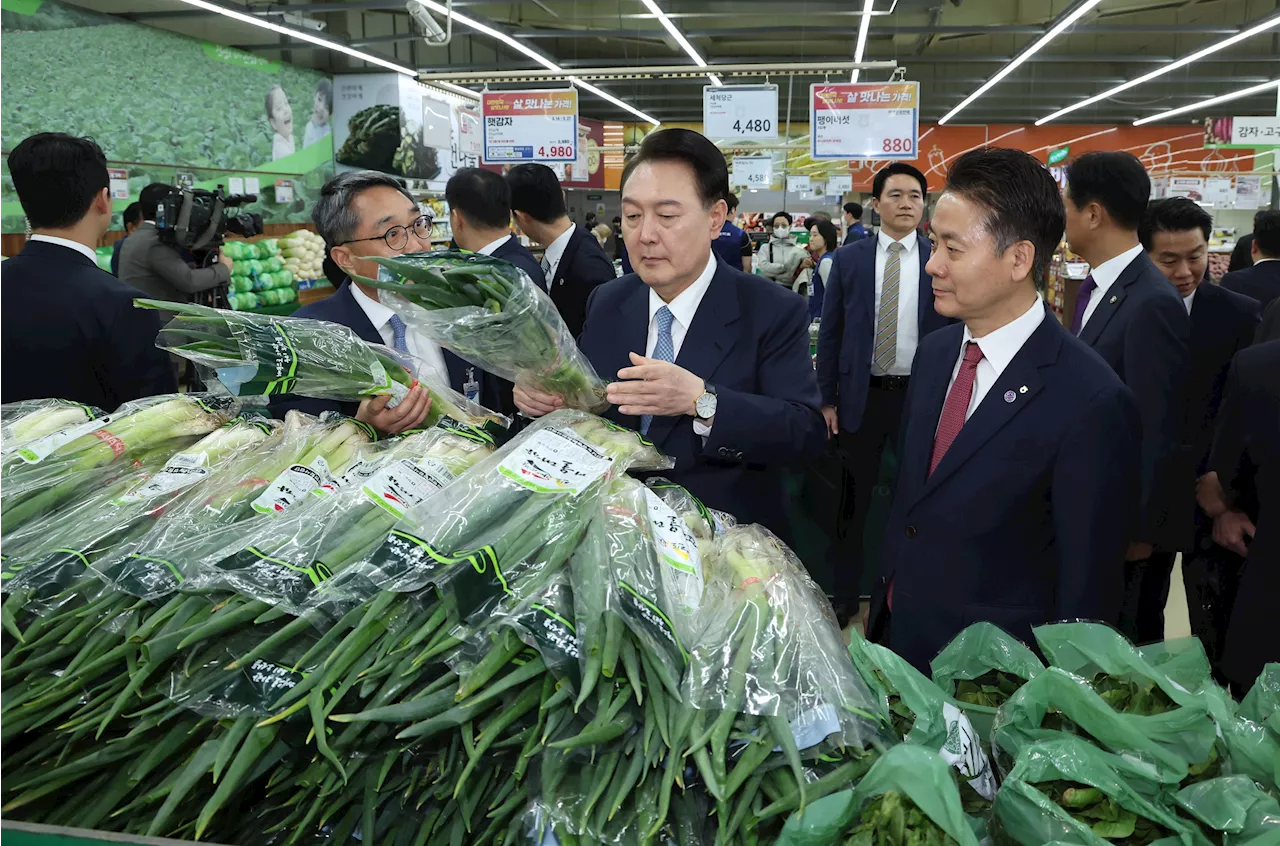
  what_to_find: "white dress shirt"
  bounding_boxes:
[29,234,98,264]
[1080,243,1144,328]
[647,253,717,435]
[477,235,512,256]
[540,223,576,285]
[942,296,1046,424]
[349,282,449,388]
[871,229,921,377]
[1183,288,1196,315]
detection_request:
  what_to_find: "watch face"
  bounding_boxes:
[695,392,717,418]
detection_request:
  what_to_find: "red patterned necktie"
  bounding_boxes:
[929,340,985,477]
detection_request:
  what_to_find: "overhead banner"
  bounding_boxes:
[731,155,772,189]
[481,88,579,163]
[704,84,778,140]
[1204,116,1280,149]
[810,81,919,160]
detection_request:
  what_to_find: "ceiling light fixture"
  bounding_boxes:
[850,0,874,83]
[413,0,660,124]
[636,0,720,87]
[172,0,415,75]
[1134,79,1280,125]
[939,0,1103,125]
[1037,14,1280,125]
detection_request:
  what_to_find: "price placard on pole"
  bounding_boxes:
[458,109,483,158]
[704,85,778,140]
[482,88,579,163]
[786,174,812,193]
[828,174,853,195]
[810,82,919,160]
[731,156,773,189]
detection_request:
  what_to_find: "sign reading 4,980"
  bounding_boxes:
[810,82,920,160]
[704,85,779,140]
[482,88,579,164]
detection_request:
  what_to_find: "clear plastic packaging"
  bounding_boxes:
[1,399,105,457]
[359,251,609,412]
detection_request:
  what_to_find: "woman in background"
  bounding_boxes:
[806,217,839,321]
[593,223,612,249]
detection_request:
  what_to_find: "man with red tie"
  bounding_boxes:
[867,148,1141,671]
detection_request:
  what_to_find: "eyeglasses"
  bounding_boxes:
[339,214,433,251]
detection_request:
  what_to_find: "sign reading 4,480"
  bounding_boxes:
[810,82,919,160]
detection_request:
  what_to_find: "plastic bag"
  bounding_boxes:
[1239,664,1280,738]
[315,411,670,614]
[931,622,1046,749]
[993,736,1214,846]
[847,630,998,802]
[1175,776,1280,843]
[776,745,982,846]
[0,398,105,457]
[359,251,609,412]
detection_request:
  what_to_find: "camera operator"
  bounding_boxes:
[2,133,177,407]
[118,182,234,308]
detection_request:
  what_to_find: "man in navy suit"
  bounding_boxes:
[868,148,1140,672]
[1063,152,1191,645]
[269,170,493,433]
[816,162,951,606]
[446,167,547,291]
[1139,198,1260,669]
[512,128,826,539]
[842,202,868,246]
[1221,210,1280,310]
[506,163,615,337]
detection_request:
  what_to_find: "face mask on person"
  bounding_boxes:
[774,225,790,238]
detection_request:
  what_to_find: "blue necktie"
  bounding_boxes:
[641,306,675,435]
[387,313,410,355]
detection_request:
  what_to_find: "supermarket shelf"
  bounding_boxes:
[0,821,220,846]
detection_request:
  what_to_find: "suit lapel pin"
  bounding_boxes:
[1109,295,1118,303]
[1003,390,1016,403]
[1019,385,1028,394]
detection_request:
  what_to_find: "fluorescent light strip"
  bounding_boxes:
[939,0,1103,125]
[173,0,415,74]
[1134,79,1280,125]
[850,0,874,82]
[1026,126,1116,155]
[1038,14,1280,125]
[413,0,659,123]
[426,81,482,103]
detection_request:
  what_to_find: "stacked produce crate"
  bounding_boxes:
[223,239,296,311]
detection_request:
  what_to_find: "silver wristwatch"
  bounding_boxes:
[694,382,717,419]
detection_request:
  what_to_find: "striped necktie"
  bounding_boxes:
[874,242,904,372]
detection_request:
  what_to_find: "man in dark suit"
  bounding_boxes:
[1226,210,1264,274]
[842,201,868,246]
[446,167,546,291]
[1,133,176,408]
[506,163,615,337]
[710,193,747,273]
[816,162,952,606]
[869,148,1140,672]
[268,170,494,433]
[512,128,826,539]
[1063,151,1191,644]
[1257,299,1280,344]
[109,202,143,277]
[1197,340,1280,695]
[1139,198,1260,668]
[1221,210,1280,310]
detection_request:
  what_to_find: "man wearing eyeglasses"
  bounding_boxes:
[269,170,493,435]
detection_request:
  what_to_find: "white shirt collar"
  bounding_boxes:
[477,234,512,257]
[542,223,576,270]
[648,253,717,331]
[962,296,1046,377]
[1183,288,1196,315]
[877,228,918,255]
[348,280,395,331]
[1088,243,1145,296]
[28,234,99,264]
[1255,257,1279,265]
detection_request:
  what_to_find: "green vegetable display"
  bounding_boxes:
[843,792,957,845]
[335,104,402,172]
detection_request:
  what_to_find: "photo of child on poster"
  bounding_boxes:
[266,84,295,160]
[304,79,332,148]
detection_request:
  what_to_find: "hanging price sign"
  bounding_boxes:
[827,174,853,195]
[810,82,919,160]
[786,174,812,193]
[731,156,773,188]
[704,85,779,139]
[482,89,579,163]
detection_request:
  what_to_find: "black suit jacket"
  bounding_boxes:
[1168,283,1262,550]
[577,260,827,539]
[1211,341,1280,689]
[267,280,499,420]
[1077,250,1191,547]
[1227,234,1255,274]
[547,226,616,337]
[1,240,176,408]
[1221,260,1280,311]
[1257,298,1280,345]
[871,311,1140,671]
[491,236,548,292]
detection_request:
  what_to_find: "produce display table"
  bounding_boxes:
[0,822,220,846]
[244,301,302,317]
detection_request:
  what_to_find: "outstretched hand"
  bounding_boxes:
[606,352,704,418]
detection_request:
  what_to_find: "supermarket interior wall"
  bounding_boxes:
[0,0,336,235]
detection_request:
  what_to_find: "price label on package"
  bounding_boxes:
[810,82,919,160]
[731,156,773,189]
[117,452,210,503]
[704,85,779,139]
[482,89,579,163]
[251,456,332,514]
[497,427,612,494]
